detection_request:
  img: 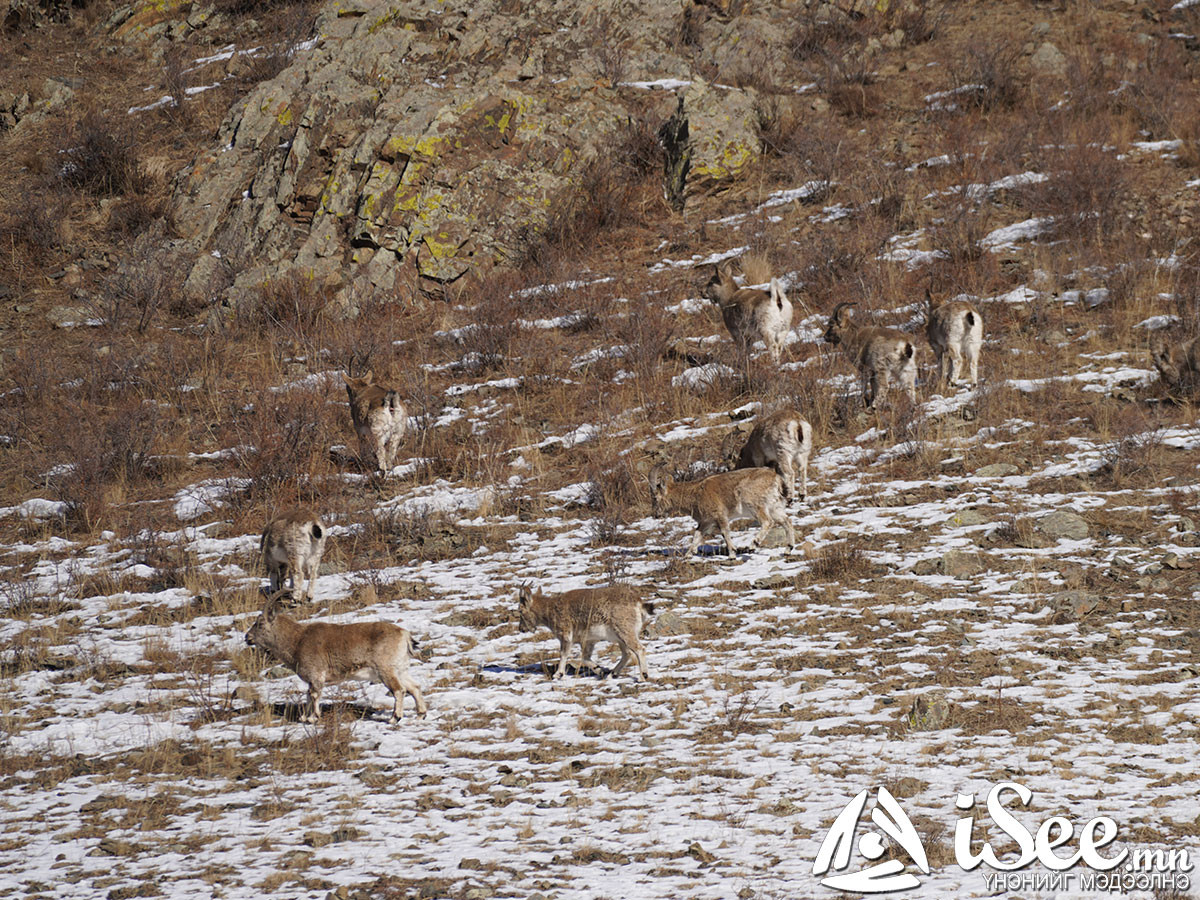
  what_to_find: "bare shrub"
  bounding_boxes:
[456,291,520,374]
[231,2,317,84]
[607,295,679,386]
[50,395,165,531]
[810,539,871,581]
[57,111,146,196]
[228,383,337,506]
[890,0,949,46]
[587,11,629,87]
[789,10,858,61]
[928,199,990,264]
[87,257,180,333]
[161,45,191,124]
[583,449,641,546]
[1016,138,1127,243]
[947,41,1024,111]
[105,193,165,238]
[678,2,708,47]
[822,52,882,118]
[0,185,69,262]
[513,123,660,274]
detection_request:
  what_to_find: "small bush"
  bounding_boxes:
[57,112,146,196]
[947,41,1024,111]
[50,395,165,531]
[790,11,858,61]
[822,53,882,118]
[228,383,337,506]
[88,258,180,333]
[0,186,70,262]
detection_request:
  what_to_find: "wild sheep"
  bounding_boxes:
[735,408,814,504]
[926,290,983,387]
[261,508,327,604]
[648,465,796,556]
[342,371,409,473]
[702,259,793,363]
[823,302,918,407]
[517,584,652,681]
[244,599,427,723]
[1151,332,1200,392]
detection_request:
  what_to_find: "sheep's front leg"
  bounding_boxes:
[303,680,323,724]
[553,635,572,679]
[719,517,738,556]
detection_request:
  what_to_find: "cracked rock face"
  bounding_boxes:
[168,0,774,307]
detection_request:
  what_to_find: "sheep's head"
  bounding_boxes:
[517,583,542,632]
[701,261,736,305]
[823,302,857,346]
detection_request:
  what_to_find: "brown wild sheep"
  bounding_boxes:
[244,600,427,723]
[517,584,653,681]
[702,259,794,363]
[926,290,983,387]
[823,302,918,407]
[261,508,327,603]
[1151,332,1200,392]
[735,408,814,504]
[343,371,409,473]
[648,465,796,556]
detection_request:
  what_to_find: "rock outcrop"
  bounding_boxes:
[165,0,780,307]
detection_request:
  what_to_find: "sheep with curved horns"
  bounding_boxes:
[823,302,918,408]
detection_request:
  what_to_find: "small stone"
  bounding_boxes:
[907,693,951,731]
[648,610,689,637]
[911,558,938,577]
[1030,42,1067,76]
[754,574,790,590]
[975,463,1019,477]
[952,509,990,527]
[1053,590,1100,619]
[941,550,983,578]
[1036,511,1089,541]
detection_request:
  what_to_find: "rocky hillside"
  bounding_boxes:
[1,0,1199,898]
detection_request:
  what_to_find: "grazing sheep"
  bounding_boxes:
[517,584,653,681]
[926,290,983,387]
[823,302,918,407]
[648,464,795,556]
[261,508,327,603]
[244,600,426,723]
[343,371,409,473]
[1151,332,1200,392]
[702,259,793,363]
[735,408,814,504]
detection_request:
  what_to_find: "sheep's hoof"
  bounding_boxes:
[552,671,565,680]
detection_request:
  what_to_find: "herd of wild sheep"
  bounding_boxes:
[242,258,1199,724]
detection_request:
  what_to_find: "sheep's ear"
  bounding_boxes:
[263,594,285,620]
[363,369,374,384]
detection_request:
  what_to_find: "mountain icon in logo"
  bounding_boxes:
[813,787,930,893]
